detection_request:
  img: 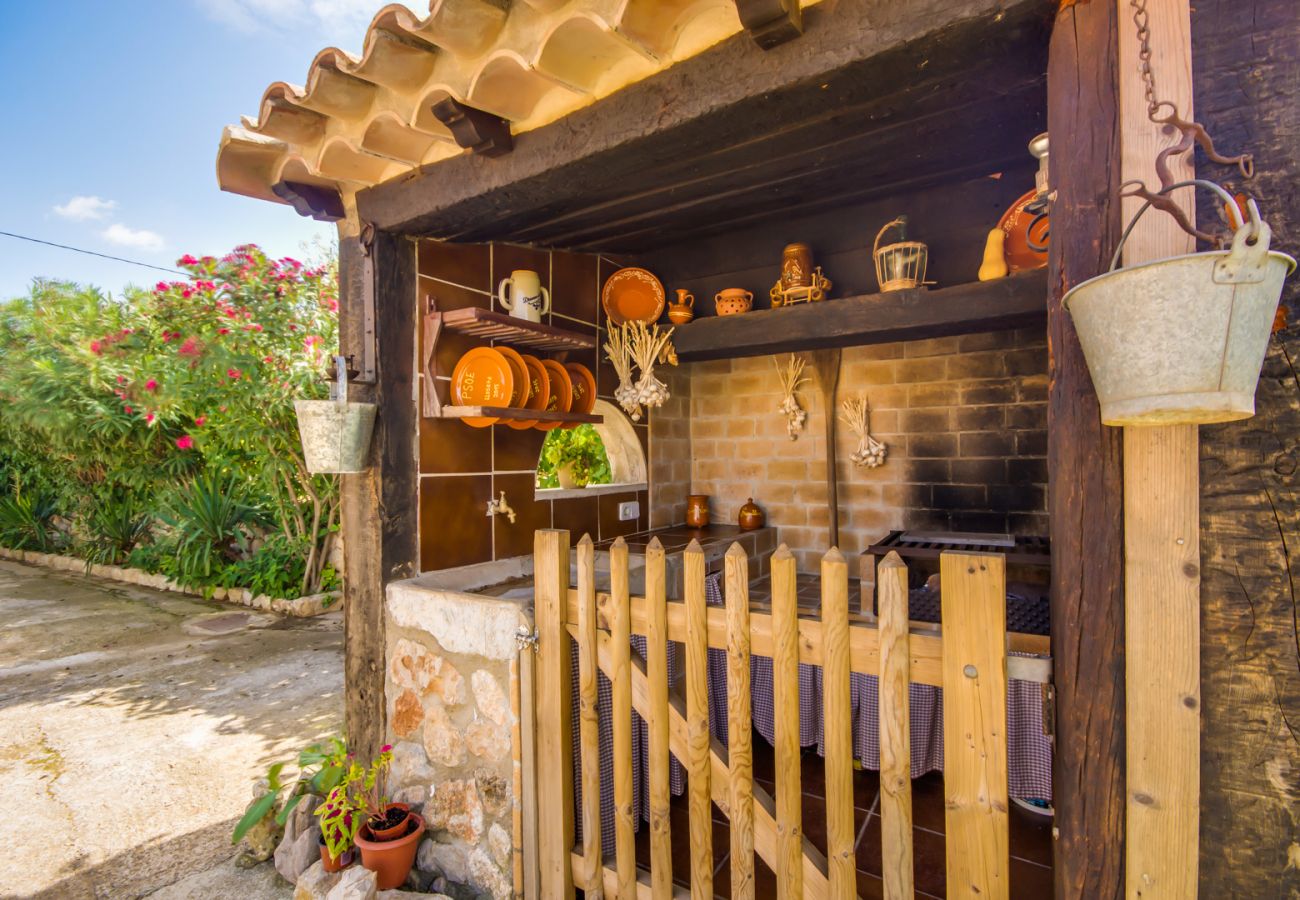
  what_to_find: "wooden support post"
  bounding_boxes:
[725,543,756,899]
[610,537,636,898]
[534,529,575,898]
[820,548,855,900]
[1045,2,1128,896]
[1117,2,1200,896]
[645,538,672,899]
[575,535,603,896]
[338,228,418,764]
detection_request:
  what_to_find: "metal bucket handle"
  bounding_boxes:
[1108,179,1268,274]
[332,354,349,406]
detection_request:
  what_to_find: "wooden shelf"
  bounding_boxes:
[671,270,1047,362]
[439,405,603,425]
[441,307,595,352]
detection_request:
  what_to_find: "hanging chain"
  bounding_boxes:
[1131,0,1161,118]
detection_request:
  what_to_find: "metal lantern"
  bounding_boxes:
[873,216,932,292]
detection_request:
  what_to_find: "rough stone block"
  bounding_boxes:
[469,671,508,726]
[325,864,376,900]
[294,861,340,900]
[427,779,483,844]
[422,703,465,767]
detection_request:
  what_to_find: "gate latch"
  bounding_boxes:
[515,626,540,653]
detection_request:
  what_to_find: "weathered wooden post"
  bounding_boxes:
[533,528,574,897]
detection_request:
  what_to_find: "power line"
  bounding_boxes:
[0,230,187,277]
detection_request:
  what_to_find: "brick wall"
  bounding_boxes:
[680,328,1047,573]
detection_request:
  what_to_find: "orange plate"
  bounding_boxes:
[495,345,530,408]
[564,362,597,418]
[601,267,665,326]
[451,347,513,428]
[507,354,550,430]
[537,359,573,431]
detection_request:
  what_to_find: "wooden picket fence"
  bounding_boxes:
[532,528,1050,899]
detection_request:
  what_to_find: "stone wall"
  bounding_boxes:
[383,582,530,900]
[680,328,1048,573]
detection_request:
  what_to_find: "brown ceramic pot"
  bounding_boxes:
[738,498,765,531]
[319,836,355,873]
[714,288,753,316]
[367,803,411,842]
[355,811,426,890]
[781,243,814,289]
[686,494,709,528]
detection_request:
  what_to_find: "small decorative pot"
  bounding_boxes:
[714,288,753,316]
[781,243,814,289]
[686,494,709,528]
[668,289,695,324]
[738,498,765,531]
[319,835,355,873]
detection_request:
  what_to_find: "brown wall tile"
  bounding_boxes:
[493,244,550,315]
[420,475,493,571]
[494,425,546,474]
[493,472,552,559]
[553,495,600,542]
[420,380,491,474]
[550,251,599,324]
[418,240,490,293]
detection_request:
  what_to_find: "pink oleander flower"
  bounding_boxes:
[218,328,230,335]
[124,405,133,414]
[89,340,103,355]
[226,368,242,380]
[194,416,206,427]
[116,375,126,384]
[145,413,155,424]
[176,435,194,450]
[155,281,169,292]
[178,338,201,357]
[178,254,199,266]
[145,379,158,392]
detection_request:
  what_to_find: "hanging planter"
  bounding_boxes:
[1065,181,1295,426]
[295,355,377,474]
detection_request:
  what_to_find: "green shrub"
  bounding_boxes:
[536,425,612,488]
[80,489,152,566]
[0,488,61,551]
[161,472,262,589]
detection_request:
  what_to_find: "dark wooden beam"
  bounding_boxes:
[672,271,1047,363]
[1191,0,1300,894]
[272,180,345,222]
[339,228,419,762]
[734,0,802,49]
[430,94,513,158]
[356,0,1053,251]
[1045,2,1127,897]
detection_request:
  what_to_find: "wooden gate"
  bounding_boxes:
[532,528,1050,899]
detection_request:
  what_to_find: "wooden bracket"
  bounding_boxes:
[421,295,444,418]
[271,180,345,222]
[430,95,514,158]
[734,0,803,50]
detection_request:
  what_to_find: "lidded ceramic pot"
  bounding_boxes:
[781,243,814,289]
[686,494,709,528]
[738,498,765,531]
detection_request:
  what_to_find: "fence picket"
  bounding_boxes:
[683,539,713,899]
[725,543,756,899]
[771,546,803,897]
[610,537,636,898]
[940,551,1009,900]
[820,547,856,899]
[533,529,575,898]
[878,551,914,900]
[576,535,604,897]
[645,538,672,898]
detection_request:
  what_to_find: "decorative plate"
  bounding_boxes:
[997,189,1049,273]
[507,354,550,430]
[495,345,530,408]
[564,362,597,416]
[602,267,665,325]
[451,347,513,428]
[538,359,573,430]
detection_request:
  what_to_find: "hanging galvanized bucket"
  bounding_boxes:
[1064,181,1295,426]
[295,356,377,474]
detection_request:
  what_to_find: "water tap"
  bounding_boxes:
[486,491,516,524]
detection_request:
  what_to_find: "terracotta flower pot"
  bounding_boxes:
[318,836,355,873]
[366,803,411,842]
[355,812,426,890]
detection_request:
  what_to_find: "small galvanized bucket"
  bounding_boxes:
[1064,181,1295,426]
[295,356,377,474]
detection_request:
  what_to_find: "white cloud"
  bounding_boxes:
[101,224,165,252]
[195,0,377,47]
[53,196,117,221]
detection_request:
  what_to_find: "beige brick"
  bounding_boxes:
[767,460,808,481]
[726,418,757,438]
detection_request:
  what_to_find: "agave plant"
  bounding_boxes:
[162,471,263,586]
[0,488,61,551]
[80,489,152,566]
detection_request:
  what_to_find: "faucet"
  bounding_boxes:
[486,491,516,524]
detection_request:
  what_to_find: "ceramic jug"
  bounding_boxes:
[668,289,695,324]
[498,270,551,323]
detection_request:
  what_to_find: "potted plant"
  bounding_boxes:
[318,745,426,890]
[315,794,359,872]
[231,735,348,847]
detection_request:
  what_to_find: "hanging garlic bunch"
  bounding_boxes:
[774,354,808,440]
[840,393,887,468]
[603,323,641,420]
[628,321,676,417]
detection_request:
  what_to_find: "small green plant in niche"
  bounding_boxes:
[536,425,612,489]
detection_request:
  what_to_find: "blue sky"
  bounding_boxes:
[0,1,383,300]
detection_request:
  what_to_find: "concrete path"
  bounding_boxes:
[0,559,342,899]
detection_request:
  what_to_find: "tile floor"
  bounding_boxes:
[625,730,1055,899]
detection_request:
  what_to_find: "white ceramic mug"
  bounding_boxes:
[498,270,550,323]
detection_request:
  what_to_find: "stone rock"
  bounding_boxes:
[377,893,453,900]
[275,793,322,882]
[393,784,429,807]
[487,823,511,869]
[391,689,425,739]
[428,779,483,844]
[325,864,377,900]
[467,847,512,900]
[419,838,469,884]
[470,671,509,726]
[474,769,510,818]
[464,719,509,762]
[422,703,465,767]
[294,861,340,900]
[390,741,434,789]
[391,638,465,705]
[239,779,283,863]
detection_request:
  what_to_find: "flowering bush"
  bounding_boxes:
[0,245,341,595]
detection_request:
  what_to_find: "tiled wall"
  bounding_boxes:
[674,328,1048,573]
[417,241,650,572]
